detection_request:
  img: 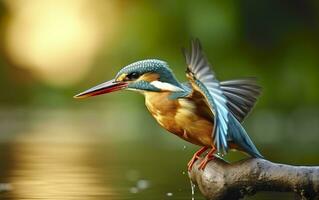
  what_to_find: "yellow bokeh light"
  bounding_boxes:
[4,0,118,87]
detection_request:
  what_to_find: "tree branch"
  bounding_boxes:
[188,158,319,200]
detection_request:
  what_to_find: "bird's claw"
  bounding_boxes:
[198,155,214,170]
[187,146,209,171]
[187,155,200,171]
[188,147,216,171]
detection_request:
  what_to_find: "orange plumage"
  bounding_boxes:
[145,91,213,147]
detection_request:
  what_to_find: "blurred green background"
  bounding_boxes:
[0,0,318,199]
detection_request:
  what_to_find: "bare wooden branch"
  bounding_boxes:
[188,158,319,200]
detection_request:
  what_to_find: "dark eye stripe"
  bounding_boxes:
[126,72,140,80]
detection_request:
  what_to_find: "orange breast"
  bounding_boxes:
[144,92,214,147]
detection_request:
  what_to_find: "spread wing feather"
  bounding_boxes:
[220,78,261,122]
[183,39,263,157]
[183,39,231,153]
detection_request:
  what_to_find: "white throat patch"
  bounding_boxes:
[150,81,183,92]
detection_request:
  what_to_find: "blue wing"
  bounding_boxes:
[183,39,263,158]
[220,78,261,122]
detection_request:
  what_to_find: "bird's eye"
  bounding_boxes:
[126,72,140,80]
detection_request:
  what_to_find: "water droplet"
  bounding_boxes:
[190,180,196,200]
[183,145,187,150]
[166,192,173,196]
[217,152,224,157]
[129,187,139,194]
[182,171,186,175]
[137,179,149,190]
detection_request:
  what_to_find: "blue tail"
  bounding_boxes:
[228,114,263,158]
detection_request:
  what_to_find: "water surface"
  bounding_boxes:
[0,109,308,199]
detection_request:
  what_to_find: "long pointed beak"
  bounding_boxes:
[74,79,128,99]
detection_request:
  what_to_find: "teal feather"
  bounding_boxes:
[128,80,160,92]
[116,59,182,88]
[169,83,191,99]
[183,39,263,157]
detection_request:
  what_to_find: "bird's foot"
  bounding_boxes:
[187,147,208,171]
[198,147,216,170]
[187,156,199,171]
[198,155,214,170]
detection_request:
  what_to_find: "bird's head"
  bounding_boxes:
[74,59,183,99]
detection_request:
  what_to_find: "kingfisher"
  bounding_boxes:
[74,39,263,171]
